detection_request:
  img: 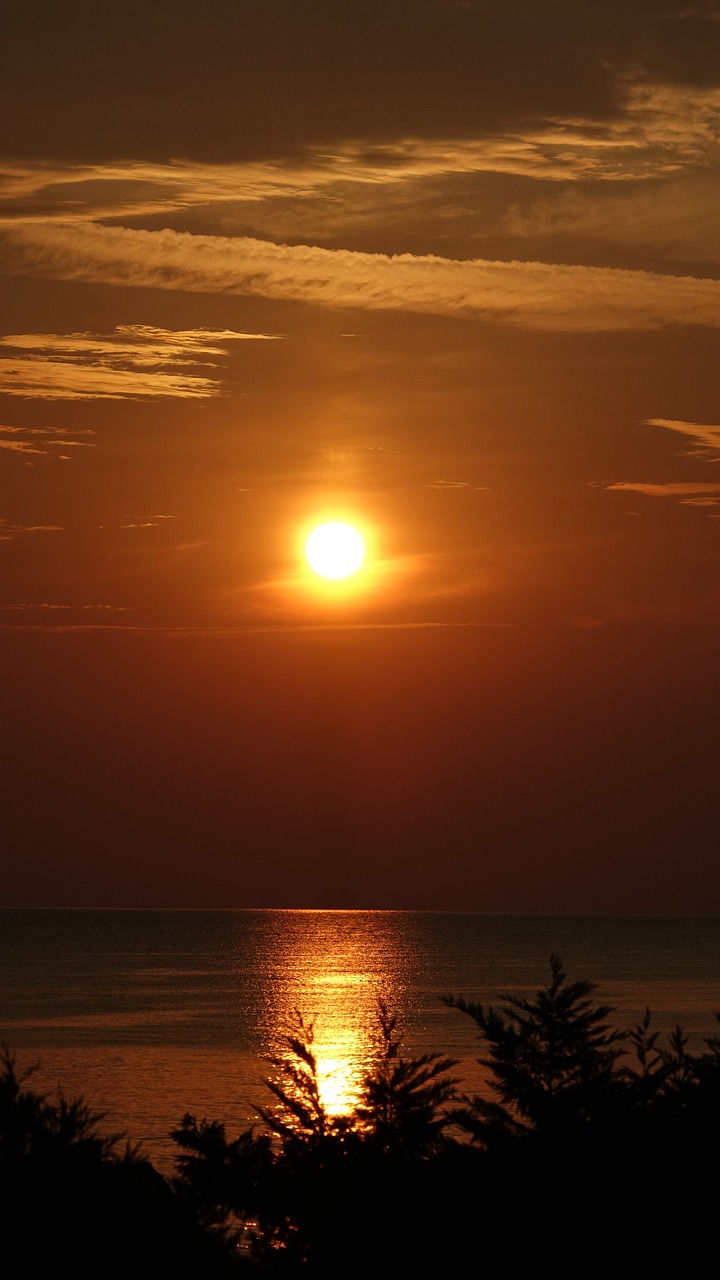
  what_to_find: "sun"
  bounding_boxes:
[305,521,365,580]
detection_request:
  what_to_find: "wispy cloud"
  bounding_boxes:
[0,602,131,612]
[607,481,720,497]
[0,518,63,539]
[0,619,509,635]
[0,423,95,457]
[2,82,718,227]
[118,514,175,529]
[678,497,720,510]
[5,222,720,332]
[0,357,219,400]
[646,419,720,461]
[0,324,281,400]
[603,423,720,516]
[2,76,720,336]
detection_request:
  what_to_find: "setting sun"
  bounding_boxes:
[305,521,365,580]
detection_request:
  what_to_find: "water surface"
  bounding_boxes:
[2,910,718,1170]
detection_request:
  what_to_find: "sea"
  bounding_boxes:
[1,910,719,1174]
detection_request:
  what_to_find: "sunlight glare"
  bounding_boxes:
[305,521,365,580]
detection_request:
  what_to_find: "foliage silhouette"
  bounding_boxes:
[168,971,720,1274]
[171,1000,460,1273]
[0,1044,236,1278]
[6,958,720,1277]
[0,1042,131,1165]
[441,959,720,1277]
[171,1111,274,1249]
[356,998,459,1155]
[444,954,625,1143]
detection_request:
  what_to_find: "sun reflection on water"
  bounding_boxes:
[314,1054,358,1116]
[256,912,415,1122]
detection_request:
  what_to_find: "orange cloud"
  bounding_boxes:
[0,602,131,612]
[119,515,175,529]
[0,519,63,539]
[646,419,720,460]
[0,423,95,456]
[607,482,720,496]
[0,325,280,400]
[3,82,718,226]
[6,222,720,332]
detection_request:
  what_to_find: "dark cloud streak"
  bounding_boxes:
[7,1,717,163]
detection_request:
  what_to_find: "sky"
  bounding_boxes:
[1,0,719,911]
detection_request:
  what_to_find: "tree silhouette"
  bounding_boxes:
[357,999,458,1155]
[0,1043,132,1167]
[171,1112,273,1250]
[170,1000,460,1273]
[5,962,720,1278]
[444,954,625,1143]
[1,1044,233,1277]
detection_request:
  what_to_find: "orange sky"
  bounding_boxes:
[1,1,719,910]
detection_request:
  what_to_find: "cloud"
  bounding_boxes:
[0,324,280,400]
[2,80,719,230]
[0,357,220,401]
[0,619,508,636]
[5,221,720,333]
[0,423,95,457]
[605,425,720,516]
[0,113,700,221]
[505,170,720,268]
[678,496,720,509]
[1,73,718,316]
[0,519,63,539]
[606,481,720,496]
[5,1,720,167]
[0,602,131,612]
[119,514,175,529]
[1,325,278,359]
[646,418,720,460]
[323,84,720,185]
[10,71,720,184]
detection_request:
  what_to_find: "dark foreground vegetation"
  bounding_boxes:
[3,957,720,1277]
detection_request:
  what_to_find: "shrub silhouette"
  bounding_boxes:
[0,1043,130,1166]
[444,953,625,1143]
[0,1045,234,1277]
[171,1111,274,1251]
[442,959,720,1277]
[168,965,720,1275]
[356,998,458,1155]
[171,999,459,1272]
[6,960,720,1277]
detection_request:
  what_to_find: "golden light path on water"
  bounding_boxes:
[300,973,370,1116]
[256,912,418,1122]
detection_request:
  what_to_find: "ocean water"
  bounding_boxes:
[1,910,719,1172]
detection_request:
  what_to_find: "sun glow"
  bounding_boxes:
[305,521,365,580]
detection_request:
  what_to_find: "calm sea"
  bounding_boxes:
[1,910,719,1172]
